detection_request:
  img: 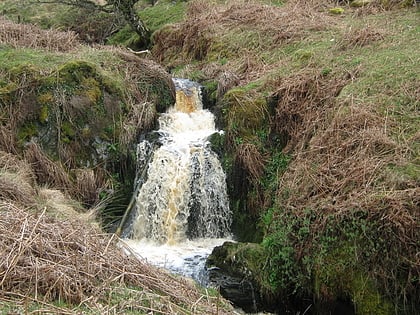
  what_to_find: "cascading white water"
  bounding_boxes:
[123,78,232,283]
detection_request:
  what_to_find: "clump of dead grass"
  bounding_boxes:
[0,151,37,206]
[351,0,415,16]
[74,168,109,207]
[0,16,81,52]
[235,143,267,185]
[109,49,175,146]
[272,68,351,152]
[338,26,385,49]
[23,142,72,192]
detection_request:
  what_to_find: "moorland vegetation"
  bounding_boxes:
[0,0,418,314]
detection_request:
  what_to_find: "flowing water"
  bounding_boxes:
[123,78,232,284]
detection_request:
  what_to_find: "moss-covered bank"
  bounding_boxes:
[0,19,175,225]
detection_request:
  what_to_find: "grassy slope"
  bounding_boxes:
[147,0,419,313]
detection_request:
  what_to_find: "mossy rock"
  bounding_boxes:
[222,88,268,139]
[208,131,225,157]
[201,79,218,109]
[57,61,99,85]
[207,241,276,312]
[351,274,393,315]
[135,59,175,113]
[9,64,41,81]
[207,241,266,283]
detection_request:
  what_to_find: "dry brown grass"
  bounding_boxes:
[74,168,108,207]
[272,68,352,152]
[23,141,72,192]
[273,70,419,299]
[0,202,232,314]
[235,142,267,185]
[109,49,175,146]
[0,16,81,52]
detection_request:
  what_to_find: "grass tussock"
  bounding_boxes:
[23,142,72,192]
[338,25,386,50]
[235,142,267,185]
[0,16,80,52]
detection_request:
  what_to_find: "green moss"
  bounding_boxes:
[37,91,54,105]
[8,64,41,84]
[223,87,268,139]
[0,82,18,95]
[329,7,345,15]
[351,274,393,315]
[207,241,267,283]
[314,260,393,315]
[201,79,218,107]
[82,77,102,104]
[18,122,38,142]
[58,61,98,86]
[37,92,54,123]
[350,0,372,7]
[39,105,49,123]
[60,121,76,143]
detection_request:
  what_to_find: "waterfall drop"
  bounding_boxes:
[123,78,232,283]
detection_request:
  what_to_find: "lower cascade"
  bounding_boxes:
[123,78,232,284]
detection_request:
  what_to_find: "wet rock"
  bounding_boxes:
[208,267,261,313]
[206,241,268,313]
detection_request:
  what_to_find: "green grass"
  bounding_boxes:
[0,0,70,28]
[139,0,187,33]
[0,47,66,70]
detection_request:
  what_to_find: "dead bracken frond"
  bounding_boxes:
[0,16,81,52]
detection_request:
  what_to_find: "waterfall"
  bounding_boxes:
[123,78,232,283]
